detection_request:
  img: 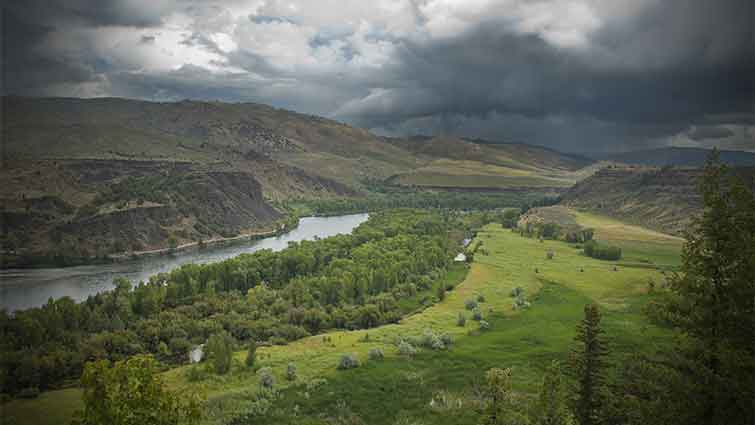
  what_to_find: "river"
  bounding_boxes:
[0,213,369,312]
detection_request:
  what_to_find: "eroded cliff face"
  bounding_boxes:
[560,166,703,236]
[1,159,351,266]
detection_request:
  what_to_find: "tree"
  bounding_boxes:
[571,304,608,425]
[532,361,574,425]
[652,152,755,425]
[206,331,234,375]
[245,340,257,368]
[480,368,529,425]
[74,355,201,425]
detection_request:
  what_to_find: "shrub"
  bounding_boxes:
[337,353,360,370]
[513,296,531,310]
[186,365,208,382]
[420,328,446,350]
[397,341,417,358]
[286,362,297,381]
[546,250,554,260]
[436,284,446,301]
[258,367,275,389]
[583,240,622,260]
[479,320,490,331]
[440,333,453,347]
[368,348,385,361]
[472,308,483,321]
[464,299,478,310]
[245,341,257,368]
[476,293,486,303]
[457,312,467,327]
[510,287,523,298]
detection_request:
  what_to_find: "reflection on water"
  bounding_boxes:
[0,214,368,312]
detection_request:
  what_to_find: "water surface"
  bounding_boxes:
[0,214,368,312]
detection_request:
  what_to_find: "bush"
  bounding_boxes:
[286,362,297,381]
[419,328,446,350]
[368,348,384,361]
[440,333,453,347]
[457,312,467,327]
[583,240,622,260]
[397,341,417,358]
[476,293,486,303]
[337,353,360,370]
[472,308,483,321]
[258,367,275,389]
[464,299,478,310]
[186,365,208,382]
[479,320,491,331]
[546,249,554,260]
[245,341,257,368]
[510,287,523,298]
[513,296,531,310]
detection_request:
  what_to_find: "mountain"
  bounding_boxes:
[593,147,755,167]
[1,96,595,265]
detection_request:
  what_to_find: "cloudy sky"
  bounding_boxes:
[3,0,754,153]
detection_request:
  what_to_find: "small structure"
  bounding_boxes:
[454,253,467,262]
[189,344,204,364]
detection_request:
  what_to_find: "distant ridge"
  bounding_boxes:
[593,147,755,167]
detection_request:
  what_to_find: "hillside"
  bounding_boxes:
[1,97,595,265]
[594,147,755,167]
[385,136,594,190]
[560,165,703,235]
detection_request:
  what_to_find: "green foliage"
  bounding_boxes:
[646,152,755,424]
[0,210,461,394]
[258,367,275,389]
[472,308,483,321]
[245,341,257,368]
[368,348,384,361]
[286,362,297,381]
[479,320,490,331]
[74,355,201,425]
[532,361,574,425]
[480,368,529,425]
[571,304,609,425]
[337,354,360,370]
[583,240,622,261]
[456,312,467,327]
[397,341,417,358]
[206,331,234,375]
[464,299,478,310]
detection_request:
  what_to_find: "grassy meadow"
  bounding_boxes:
[3,211,681,425]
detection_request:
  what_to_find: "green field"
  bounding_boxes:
[3,214,680,425]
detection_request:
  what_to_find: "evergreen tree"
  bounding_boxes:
[653,151,755,424]
[245,340,257,368]
[571,304,608,425]
[206,331,233,375]
[480,368,529,425]
[533,361,574,425]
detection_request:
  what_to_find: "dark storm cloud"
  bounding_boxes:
[688,126,736,141]
[2,0,753,152]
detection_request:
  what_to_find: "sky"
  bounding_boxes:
[2,0,754,153]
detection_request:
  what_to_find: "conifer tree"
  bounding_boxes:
[655,151,755,424]
[533,361,574,425]
[571,304,608,425]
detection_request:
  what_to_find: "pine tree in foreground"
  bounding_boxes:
[533,361,575,425]
[571,303,608,425]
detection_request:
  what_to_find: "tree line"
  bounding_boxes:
[0,209,468,396]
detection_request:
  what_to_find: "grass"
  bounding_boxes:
[3,214,681,425]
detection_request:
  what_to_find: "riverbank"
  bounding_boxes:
[1,216,300,270]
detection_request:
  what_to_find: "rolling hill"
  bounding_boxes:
[1,96,595,265]
[385,136,594,190]
[593,147,755,167]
